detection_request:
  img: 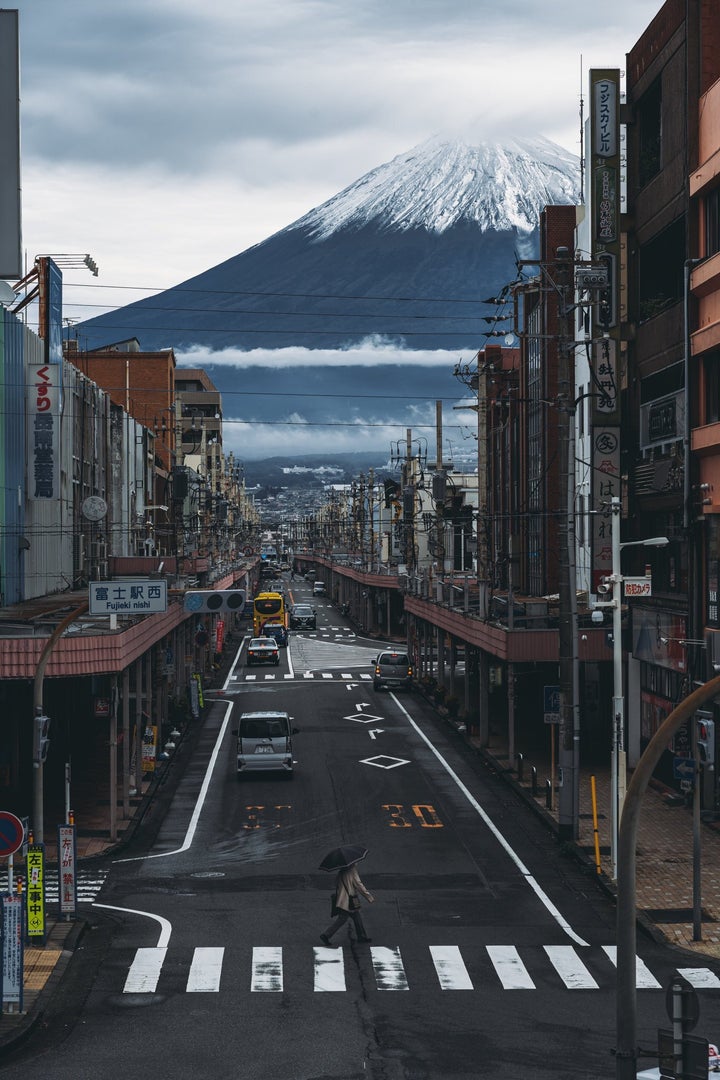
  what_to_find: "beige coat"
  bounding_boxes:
[335,864,373,912]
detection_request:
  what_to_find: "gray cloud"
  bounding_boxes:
[14,0,662,297]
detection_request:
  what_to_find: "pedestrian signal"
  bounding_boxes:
[696,712,715,769]
[32,714,51,765]
[184,590,246,614]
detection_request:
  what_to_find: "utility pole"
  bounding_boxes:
[555,246,579,842]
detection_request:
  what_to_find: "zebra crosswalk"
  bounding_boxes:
[0,867,108,905]
[121,941,720,995]
[235,672,373,682]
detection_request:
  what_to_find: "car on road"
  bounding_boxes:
[289,603,316,630]
[234,710,298,777]
[373,650,413,691]
[261,621,289,647]
[312,580,326,596]
[246,636,280,666]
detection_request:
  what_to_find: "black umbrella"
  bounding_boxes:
[319,845,368,872]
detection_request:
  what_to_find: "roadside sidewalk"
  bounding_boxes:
[465,727,720,958]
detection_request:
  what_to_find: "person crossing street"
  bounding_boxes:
[320,861,374,945]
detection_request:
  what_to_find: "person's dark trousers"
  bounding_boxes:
[321,909,368,941]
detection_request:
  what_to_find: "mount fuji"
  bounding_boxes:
[74,134,580,460]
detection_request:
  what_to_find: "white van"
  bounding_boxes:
[234,711,298,778]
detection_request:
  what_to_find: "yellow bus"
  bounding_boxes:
[253,591,286,636]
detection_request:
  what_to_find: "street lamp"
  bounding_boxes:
[594,496,669,879]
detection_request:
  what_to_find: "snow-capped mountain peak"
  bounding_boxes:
[291,133,580,240]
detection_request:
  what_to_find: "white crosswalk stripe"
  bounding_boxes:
[371,945,409,990]
[486,945,535,989]
[677,967,720,989]
[251,946,283,991]
[544,945,598,989]
[124,947,167,994]
[602,945,662,989]
[187,947,224,992]
[314,946,346,991]
[0,867,108,906]
[119,943,717,994]
[430,945,474,989]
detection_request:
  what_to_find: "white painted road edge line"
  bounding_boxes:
[93,903,172,949]
[113,698,235,864]
[394,696,590,948]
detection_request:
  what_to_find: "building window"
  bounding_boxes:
[705,351,720,425]
[637,77,662,188]
[638,218,686,322]
[705,185,720,258]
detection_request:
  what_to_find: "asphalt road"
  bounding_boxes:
[2,587,717,1079]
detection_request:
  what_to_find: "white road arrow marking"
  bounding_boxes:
[345,683,358,690]
[368,728,384,740]
[356,702,371,710]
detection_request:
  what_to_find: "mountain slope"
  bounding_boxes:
[75,134,580,354]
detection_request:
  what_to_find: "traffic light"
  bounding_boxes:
[696,712,715,769]
[32,714,51,765]
[183,590,246,614]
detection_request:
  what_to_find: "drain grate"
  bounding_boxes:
[643,907,716,923]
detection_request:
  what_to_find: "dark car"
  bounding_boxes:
[262,621,289,647]
[289,603,316,630]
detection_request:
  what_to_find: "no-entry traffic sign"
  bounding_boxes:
[0,811,25,857]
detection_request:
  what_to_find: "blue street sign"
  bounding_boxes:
[543,685,560,724]
[673,756,696,780]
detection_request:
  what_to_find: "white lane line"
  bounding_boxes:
[114,699,234,863]
[246,674,257,681]
[370,945,409,990]
[321,672,333,679]
[429,945,474,989]
[314,947,346,991]
[252,946,283,991]
[94,903,172,948]
[341,673,353,679]
[187,947,225,992]
[602,945,661,988]
[544,945,598,989]
[676,967,720,989]
[123,947,167,993]
[395,698,589,948]
[486,945,535,989]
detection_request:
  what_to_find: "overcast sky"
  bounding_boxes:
[13,0,663,310]
[10,0,665,462]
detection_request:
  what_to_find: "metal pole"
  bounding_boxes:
[616,673,720,1079]
[693,715,702,940]
[33,600,89,844]
[611,496,624,880]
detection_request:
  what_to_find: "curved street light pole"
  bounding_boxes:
[33,600,89,844]
[616,672,720,1078]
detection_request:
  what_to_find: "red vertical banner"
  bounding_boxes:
[215,619,225,654]
[57,825,77,917]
